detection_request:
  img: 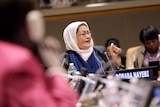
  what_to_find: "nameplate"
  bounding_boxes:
[114,66,158,80]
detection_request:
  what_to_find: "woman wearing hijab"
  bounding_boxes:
[63,21,104,74]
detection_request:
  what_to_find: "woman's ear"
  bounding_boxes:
[26,10,45,43]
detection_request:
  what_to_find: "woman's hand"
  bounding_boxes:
[107,43,122,66]
[110,43,121,55]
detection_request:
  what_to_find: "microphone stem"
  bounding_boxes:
[104,52,115,71]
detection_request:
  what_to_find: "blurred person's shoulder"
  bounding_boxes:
[0,41,43,71]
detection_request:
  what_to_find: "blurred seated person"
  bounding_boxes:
[62,21,107,74]
[129,25,160,68]
[104,38,126,71]
[0,0,77,106]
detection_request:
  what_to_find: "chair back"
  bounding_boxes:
[125,45,142,69]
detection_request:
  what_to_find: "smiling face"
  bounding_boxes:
[76,24,92,50]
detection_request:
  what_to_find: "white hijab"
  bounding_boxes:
[63,21,94,61]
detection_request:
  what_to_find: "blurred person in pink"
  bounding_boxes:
[0,0,77,107]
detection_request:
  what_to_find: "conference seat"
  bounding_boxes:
[125,45,142,69]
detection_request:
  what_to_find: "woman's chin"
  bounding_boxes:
[81,45,91,50]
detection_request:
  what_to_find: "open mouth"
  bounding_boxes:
[85,40,90,44]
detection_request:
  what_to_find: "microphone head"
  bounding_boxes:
[80,67,88,77]
[26,10,45,43]
[64,53,68,59]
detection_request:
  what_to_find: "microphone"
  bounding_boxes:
[104,51,115,71]
[95,51,119,78]
[74,67,88,95]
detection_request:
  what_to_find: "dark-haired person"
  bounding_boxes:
[130,25,160,68]
[105,38,120,48]
[0,0,77,107]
